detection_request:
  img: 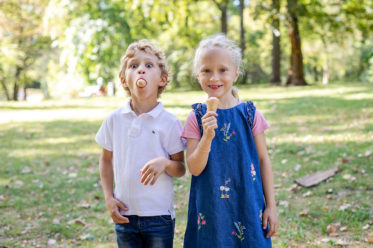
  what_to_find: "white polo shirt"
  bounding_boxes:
[95,101,185,218]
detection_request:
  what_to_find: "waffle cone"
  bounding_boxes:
[206,97,219,112]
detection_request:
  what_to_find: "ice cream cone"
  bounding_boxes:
[136,79,147,88]
[206,97,219,112]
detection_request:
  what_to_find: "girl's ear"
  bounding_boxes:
[234,69,239,82]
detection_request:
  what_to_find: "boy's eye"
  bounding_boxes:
[146,63,153,68]
[203,69,211,73]
[220,68,227,72]
[130,64,137,69]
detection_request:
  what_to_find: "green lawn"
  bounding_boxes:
[0,83,372,247]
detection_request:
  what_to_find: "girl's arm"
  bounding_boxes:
[99,148,129,223]
[186,112,218,176]
[140,152,185,185]
[254,132,278,237]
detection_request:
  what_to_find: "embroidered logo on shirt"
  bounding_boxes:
[220,123,236,142]
[197,213,206,230]
[232,221,246,241]
[220,178,231,199]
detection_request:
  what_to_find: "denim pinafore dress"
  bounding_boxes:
[183,102,272,248]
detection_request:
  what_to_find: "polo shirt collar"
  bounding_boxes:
[121,100,163,118]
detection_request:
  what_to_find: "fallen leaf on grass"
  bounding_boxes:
[78,201,91,209]
[327,224,337,234]
[336,239,348,246]
[67,218,86,226]
[299,209,309,217]
[302,191,313,197]
[367,233,373,243]
[362,224,370,230]
[340,226,348,232]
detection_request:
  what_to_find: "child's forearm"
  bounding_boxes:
[99,151,114,201]
[186,137,211,176]
[259,157,276,208]
[165,151,186,177]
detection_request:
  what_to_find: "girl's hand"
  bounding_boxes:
[201,112,218,140]
[262,206,278,238]
[140,157,168,185]
[105,197,129,224]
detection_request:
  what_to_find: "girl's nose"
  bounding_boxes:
[210,72,219,82]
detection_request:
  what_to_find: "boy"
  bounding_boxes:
[96,40,185,248]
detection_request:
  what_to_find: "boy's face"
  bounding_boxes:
[123,51,167,101]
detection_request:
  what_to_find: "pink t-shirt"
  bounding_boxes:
[182,108,270,140]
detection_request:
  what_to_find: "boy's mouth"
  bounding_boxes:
[136,79,147,88]
[208,85,222,90]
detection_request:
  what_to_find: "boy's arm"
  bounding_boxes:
[254,132,278,237]
[140,152,185,185]
[99,148,129,223]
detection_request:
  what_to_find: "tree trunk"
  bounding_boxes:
[239,0,248,84]
[13,66,22,101]
[213,0,228,34]
[221,4,227,34]
[286,0,306,86]
[1,80,11,101]
[270,0,281,84]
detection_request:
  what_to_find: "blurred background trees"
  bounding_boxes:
[1,0,372,100]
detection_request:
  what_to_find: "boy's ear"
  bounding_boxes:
[160,75,168,86]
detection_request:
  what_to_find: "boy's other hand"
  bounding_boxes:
[106,197,129,224]
[140,157,168,185]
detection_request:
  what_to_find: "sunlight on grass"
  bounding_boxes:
[1,83,372,247]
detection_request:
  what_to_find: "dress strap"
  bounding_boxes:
[246,101,256,129]
[192,103,204,136]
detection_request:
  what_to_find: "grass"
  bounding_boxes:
[0,82,372,247]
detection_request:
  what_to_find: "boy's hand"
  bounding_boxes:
[140,157,168,185]
[262,206,278,238]
[201,112,218,140]
[106,197,129,224]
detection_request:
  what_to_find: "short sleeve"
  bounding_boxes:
[182,111,201,140]
[252,110,270,136]
[165,119,186,155]
[95,117,113,151]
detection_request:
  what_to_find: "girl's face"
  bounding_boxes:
[196,47,239,102]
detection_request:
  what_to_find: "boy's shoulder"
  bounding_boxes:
[157,105,181,123]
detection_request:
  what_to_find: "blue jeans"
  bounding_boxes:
[115,215,175,248]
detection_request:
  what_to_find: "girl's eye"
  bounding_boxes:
[130,64,137,69]
[146,63,153,68]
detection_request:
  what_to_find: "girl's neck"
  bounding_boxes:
[215,94,239,109]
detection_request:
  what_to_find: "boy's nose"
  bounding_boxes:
[137,65,146,74]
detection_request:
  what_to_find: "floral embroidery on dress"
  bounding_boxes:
[220,123,236,142]
[220,178,231,199]
[250,163,256,181]
[197,213,206,230]
[259,209,263,221]
[232,221,246,241]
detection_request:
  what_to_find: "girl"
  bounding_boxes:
[182,34,278,247]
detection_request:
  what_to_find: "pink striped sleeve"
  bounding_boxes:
[252,110,270,136]
[182,111,201,140]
